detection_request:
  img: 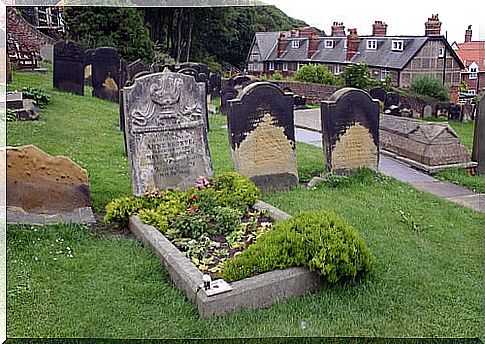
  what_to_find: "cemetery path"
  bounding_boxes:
[294,109,484,213]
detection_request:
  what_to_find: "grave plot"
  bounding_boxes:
[53,40,85,96]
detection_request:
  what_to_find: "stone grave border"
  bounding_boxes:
[129,200,323,318]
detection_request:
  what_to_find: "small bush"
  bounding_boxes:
[170,211,210,239]
[271,71,283,80]
[341,63,371,90]
[209,206,243,235]
[294,64,340,86]
[21,86,51,107]
[220,211,376,283]
[410,75,450,101]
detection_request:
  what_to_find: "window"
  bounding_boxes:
[344,40,348,49]
[380,69,390,81]
[291,40,299,49]
[391,40,404,51]
[297,63,304,71]
[247,63,254,72]
[268,61,274,71]
[325,40,334,49]
[438,47,445,58]
[283,62,288,71]
[334,64,340,75]
[470,66,478,79]
[366,39,377,50]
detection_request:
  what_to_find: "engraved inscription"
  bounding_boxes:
[332,124,378,171]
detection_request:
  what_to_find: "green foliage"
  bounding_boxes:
[341,63,371,90]
[271,71,284,80]
[209,206,243,235]
[315,168,390,189]
[294,64,340,85]
[208,172,260,213]
[21,86,51,107]
[170,212,210,239]
[104,196,144,224]
[6,109,17,122]
[220,211,376,283]
[410,75,450,101]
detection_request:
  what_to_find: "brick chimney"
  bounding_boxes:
[425,14,442,36]
[346,28,360,61]
[307,31,320,59]
[465,25,472,42]
[331,22,346,37]
[372,21,388,36]
[299,26,318,38]
[290,28,298,38]
[277,32,288,58]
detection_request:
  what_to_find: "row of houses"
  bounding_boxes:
[246,14,484,102]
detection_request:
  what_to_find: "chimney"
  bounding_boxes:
[372,21,388,36]
[425,14,442,36]
[299,26,318,38]
[307,31,319,59]
[331,22,346,37]
[465,25,472,42]
[277,32,288,58]
[290,28,297,38]
[346,28,360,61]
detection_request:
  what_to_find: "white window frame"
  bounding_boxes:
[268,61,274,71]
[283,62,288,71]
[438,47,445,58]
[334,64,340,75]
[366,39,377,50]
[344,39,348,49]
[380,69,390,81]
[469,66,478,79]
[247,63,254,72]
[291,40,299,49]
[391,40,404,51]
[325,40,334,49]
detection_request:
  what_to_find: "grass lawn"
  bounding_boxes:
[6,68,484,339]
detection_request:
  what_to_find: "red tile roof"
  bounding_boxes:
[455,41,485,70]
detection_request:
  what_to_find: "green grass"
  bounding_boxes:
[6,69,485,339]
[435,168,485,193]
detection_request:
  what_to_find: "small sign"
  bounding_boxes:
[201,279,233,297]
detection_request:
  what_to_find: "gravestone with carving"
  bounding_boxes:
[227,82,298,192]
[91,47,121,102]
[321,88,380,174]
[123,70,213,195]
[53,40,85,96]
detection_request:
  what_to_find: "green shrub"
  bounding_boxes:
[220,211,376,283]
[271,71,283,80]
[410,75,450,101]
[209,206,243,235]
[294,64,340,85]
[104,195,145,223]
[341,63,371,90]
[170,211,210,239]
[21,86,51,107]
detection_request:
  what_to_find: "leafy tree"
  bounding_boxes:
[341,63,371,90]
[410,75,450,101]
[294,65,340,85]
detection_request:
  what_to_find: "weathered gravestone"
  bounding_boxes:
[384,92,400,110]
[209,74,222,97]
[461,102,474,122]
[293,94,307,110]
[84,48,94,86]
[91,47,121,102]
[380,115,475,173]
[6,145,95,224]
[53,40,85,96]
[123,70,213,195]
[369,86,387,102]
[436,103,450,119]
[120,59,150,131]
[220,86,239,116]
[472,91,485,174]
[448,104,461,121]
[227,82,298,192]
[321,88,380,174]
[422,105,433,118]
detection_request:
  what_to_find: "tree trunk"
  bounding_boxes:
[175,8,184,63]
[185,9,193,63]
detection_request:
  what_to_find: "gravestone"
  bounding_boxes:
[384,92,400,109]
[209,74,222,97]
[6,145,95,224]
[233,75,251,89]
[369,86,387,102]
[321,88,380,174]
[461,102,473,122]
[436,103,450,119]
[53,40,85,96]
[293,95,307,110]
[123,70,213,195]
[220,86,239,116]
[448,104,461,121]
[472,91,485,174]
[422,105,433,118]
[400,103,412,118]
[84,48,94,86]
[120,59,150,131]
[91,47,121,102]
[227,82,298,192]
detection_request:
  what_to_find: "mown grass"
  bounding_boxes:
[6,68,485,339]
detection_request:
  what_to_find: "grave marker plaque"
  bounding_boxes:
[227,82,298,192]
[321,88,380,174]
[53,40,85,96]
[123,70,213,195]
[91,47,121,102]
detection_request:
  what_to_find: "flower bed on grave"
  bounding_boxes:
[105,172,376,285]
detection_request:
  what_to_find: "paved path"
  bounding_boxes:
[294,109,484,213]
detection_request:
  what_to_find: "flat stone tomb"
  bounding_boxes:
[53,40,85,96]
[91,47,121,102]
[321,88,380,174]
[123,70,213,195]
[227,82,298,192]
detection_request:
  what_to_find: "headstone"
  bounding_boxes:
[123,70,213,195]
[91,47,121,102]
[227,82,298,192]
[220,86,239,116]
[321,88,380,174]
[422,105,433,118]
[436,103,450,119]
[385,105,401,116]
[40,44,53,62]
[7,91,23,110]
[293,95,307,110]
[384,92,400,109]
[209,74,222,97]
[127,59,149,82]
[369,86,386,102]
[53,40,85,96]
[472,91,485,174]
[16,99,40,121]
[400,103,412,118]
[84,48,94,86]
[448,104,461,121]
[461,102,473,122]
[233,75,251,89]
[6,145,93,217]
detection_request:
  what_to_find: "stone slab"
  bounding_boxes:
[7,206,96,225]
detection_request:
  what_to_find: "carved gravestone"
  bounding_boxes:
[227,82,298,192]
[220,86,239,115]
[120,59,150,131]
[91,47,121,102]
[472,92,484,174]
[370,86,386,102]
[123,70,213,195]
[53,40,85,96]
[384,92,400,109]
[321,88,380,174]
[422,105,433,118]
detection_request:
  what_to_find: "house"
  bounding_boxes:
[453,25,485,96]
[247,14,465,102]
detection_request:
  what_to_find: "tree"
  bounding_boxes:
[341,63,371,90]
[410,75,450,101]
[294,65,340,85]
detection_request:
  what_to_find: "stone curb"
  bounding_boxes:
[129,201,323,318]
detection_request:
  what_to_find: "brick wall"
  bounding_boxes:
[272,81,340,103]
[7,7,57,55]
